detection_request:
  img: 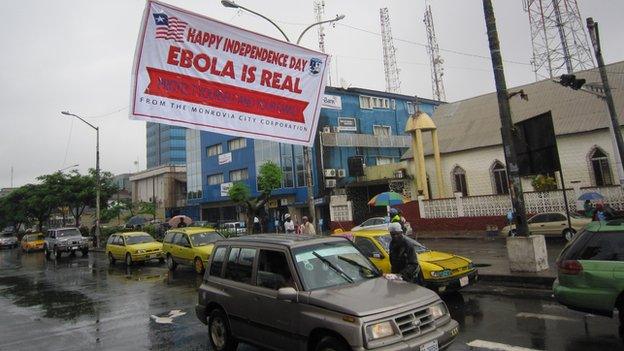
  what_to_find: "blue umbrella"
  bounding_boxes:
[578,192,604,201]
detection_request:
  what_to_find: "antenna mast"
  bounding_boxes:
[524,0,594,79]
[423,1,446,101]
[380,7,401,93]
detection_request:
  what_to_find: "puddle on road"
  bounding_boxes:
[0,275,96,321]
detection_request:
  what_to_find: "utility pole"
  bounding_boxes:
[586,18,624,187]
[10,166,13,188]
[483,0,529,236]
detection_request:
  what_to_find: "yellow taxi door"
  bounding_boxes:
[353,236,392,274]
[176,234,195,265]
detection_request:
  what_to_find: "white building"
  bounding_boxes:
[403,61,624,199]
[129,165,187,219]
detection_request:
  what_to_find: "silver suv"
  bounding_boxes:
[44,227,90,259]
[196,235,458,351]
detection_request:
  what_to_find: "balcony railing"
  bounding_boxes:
[321,132,411,148]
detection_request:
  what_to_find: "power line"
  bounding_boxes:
[85,106,128,119]
[337,23,532,67]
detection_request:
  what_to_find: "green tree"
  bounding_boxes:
[531,174,558,192]
[22,183,59,231]
[228,161,282,234]
[138,201,156,220]
[0,188,30,231]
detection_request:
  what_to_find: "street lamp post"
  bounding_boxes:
[221,1,345,234]
[61,111,101,247]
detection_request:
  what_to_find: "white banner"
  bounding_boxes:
[220,182,233,197]
[218,152,232,165]
[130,1,330,146]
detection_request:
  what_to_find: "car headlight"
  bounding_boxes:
[136,249,146,254]
[429,302,448,319]
[366,321,395,340]
[430,269,452,278]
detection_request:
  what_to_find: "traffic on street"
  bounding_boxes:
[0,247,621,351]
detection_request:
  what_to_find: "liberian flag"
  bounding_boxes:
[153,13,187,42]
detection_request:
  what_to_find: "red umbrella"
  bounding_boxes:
[168,215,192,228]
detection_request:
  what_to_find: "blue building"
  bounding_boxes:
[185,87,441,231]
[146,122,187,169]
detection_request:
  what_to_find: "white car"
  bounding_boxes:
[351,217,413,235]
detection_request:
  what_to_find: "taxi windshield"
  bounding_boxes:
[376,234,428,253]
[293,241,380,291]
[190,232,223,246]
[125,235,155,245]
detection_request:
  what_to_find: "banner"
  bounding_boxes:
[130,1,330,146]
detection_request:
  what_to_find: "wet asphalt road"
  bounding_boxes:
[0,248,622,351]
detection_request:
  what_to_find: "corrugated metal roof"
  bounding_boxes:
[402,61,624,159]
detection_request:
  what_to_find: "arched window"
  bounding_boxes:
[589,147,613,186]
[451,166,468,197]
[491,161,509,195]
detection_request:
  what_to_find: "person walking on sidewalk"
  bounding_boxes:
[283,214,295,234]
[388,222,419,282]
[300,216,316,235]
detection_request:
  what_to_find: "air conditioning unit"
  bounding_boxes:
[331,126,340,133]
[325,179,337,188]
[334,188,346,195]
[324,169,337,177]
[322,125,331,133]
[337,169,346,178]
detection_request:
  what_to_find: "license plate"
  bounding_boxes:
[149,254,157,259]
[420,340,438,351]
[71,246,78,250]
[459,276,469,287]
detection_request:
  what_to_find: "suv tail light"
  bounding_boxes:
[558,260,583,275]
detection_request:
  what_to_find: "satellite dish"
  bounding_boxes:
[340,78,351,89]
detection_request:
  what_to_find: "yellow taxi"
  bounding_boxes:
[106,232,164,266]
[21,233,45,252]
[162,227,224,274]
[333,229,478,293]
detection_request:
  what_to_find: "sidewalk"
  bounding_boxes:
[418,237,564,289]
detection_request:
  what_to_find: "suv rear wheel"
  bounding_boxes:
[314,336,349,351]
[108,252,116,265]
[208,309,237,351]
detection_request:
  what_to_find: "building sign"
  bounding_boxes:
[218,152,232,165]
[268,199,278,208]
[220,182,233,197]
[321,94,342,110]
[338,117,357,132]
[131,1,330,147]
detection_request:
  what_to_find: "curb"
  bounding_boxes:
[462,283,554,299]
[478,273,555,288]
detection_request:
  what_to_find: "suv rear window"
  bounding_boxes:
[224,247,256,284]
[578,232,624,261]
[210,246,227,277]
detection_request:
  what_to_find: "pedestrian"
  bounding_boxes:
[593,203,607,221]
[300,216,316,235]
[388,222,419,282]
[583,200,594,218]
[389,208,406,234]
[177,217,187,228]
[283,214,295,234]
[253,216,261,233]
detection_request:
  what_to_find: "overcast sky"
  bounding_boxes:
[1,0,623,188]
